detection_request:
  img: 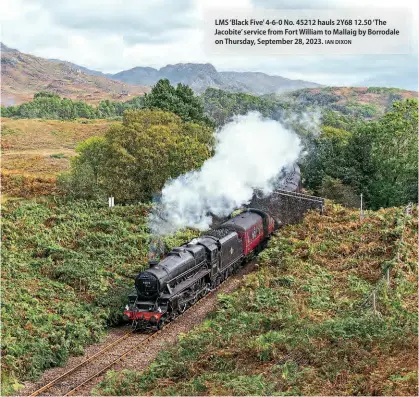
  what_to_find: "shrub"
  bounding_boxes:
[95,204,418,396]
[1,198,200,393]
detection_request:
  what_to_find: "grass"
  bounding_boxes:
[50,153,66,159]
[94,203,417,396]
[1,172,59,198]
[1,118,113,197]
[0,198,199,395]
[2,154,69,176]
[1,118,111,152]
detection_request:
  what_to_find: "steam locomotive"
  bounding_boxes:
[124,208,276,330]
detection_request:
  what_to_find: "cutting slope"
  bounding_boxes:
[95,203,418,396]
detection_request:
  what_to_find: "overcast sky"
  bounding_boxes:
[1,0,418,89]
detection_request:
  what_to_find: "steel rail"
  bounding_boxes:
[29,260,253,396]
[28,330,134,396]
[63,283,220,396]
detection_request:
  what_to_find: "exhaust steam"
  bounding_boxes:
[148,112,302,235]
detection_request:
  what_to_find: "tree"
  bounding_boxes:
[64,109,213,201]
[367,99,418,208]
[303,99,418,210]
[33,91,61,100]
[201,88,281,127]
[57,137,109,199]
[144,79,213,126]
[319,176,360,208]
[302,126,351,191]
[2,92,100,120]
[343,122,378,206]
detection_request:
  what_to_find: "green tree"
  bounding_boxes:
[64,109,213,201]
[302,126,351,191]
[368,99,418,208]
[57,137,109,199]
[33,91,61,100]
[2,92,99,120]
[144,79,212,126]
[343,122,378,205]
[319,176,360,208]
[201,88,282,127]
[303,99,418,210]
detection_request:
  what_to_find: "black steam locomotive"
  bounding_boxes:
[124,208,276,330]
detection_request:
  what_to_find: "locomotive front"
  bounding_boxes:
[124,249,201,330]
[135,271,160,299]
[124,265,167,330]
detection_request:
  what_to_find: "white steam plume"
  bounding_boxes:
[149,112,301,235]
[282,109,322,137]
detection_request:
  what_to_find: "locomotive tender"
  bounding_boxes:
[124,208,276,330]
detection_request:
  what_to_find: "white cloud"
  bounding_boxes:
[0,0,417,89]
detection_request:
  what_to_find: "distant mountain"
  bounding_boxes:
[1,43,321,105]
[1,43,149,105]
[359,74,418,92]
[111,63,322,94]
[49,58,110,78]
[218,71,321,94]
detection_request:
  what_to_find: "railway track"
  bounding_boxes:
[27,261,256,396]
[28,330,138,396]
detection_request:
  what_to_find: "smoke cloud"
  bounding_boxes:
[282,109,322,137]
[148,112,302,235]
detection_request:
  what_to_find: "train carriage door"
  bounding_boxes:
[251,226,257,240]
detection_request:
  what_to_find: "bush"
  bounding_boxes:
[95,204,418,396]
[1,198,200,393]
[319,176,360,208]
[62,109,213,202]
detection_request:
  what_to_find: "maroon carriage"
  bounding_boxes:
[220,209,275,255]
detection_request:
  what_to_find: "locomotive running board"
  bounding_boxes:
[160,269,210,300]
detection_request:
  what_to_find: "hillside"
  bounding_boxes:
[202,86,418,127]
[49,59,109,78]
[111,63,322,94]
[0,198,199,395]
[1,118,112,198]
[280,86,418,116]
[95,203,418,396]
[0,43,321,103]
[0,43,149,105]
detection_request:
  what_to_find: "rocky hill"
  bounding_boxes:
[48,59,109,78]
[1,43,320,101]
[111,62,322,94]
[0,43,149,105]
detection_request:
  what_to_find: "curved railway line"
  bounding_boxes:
[24,192,324,396]
[27,261,256,396]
